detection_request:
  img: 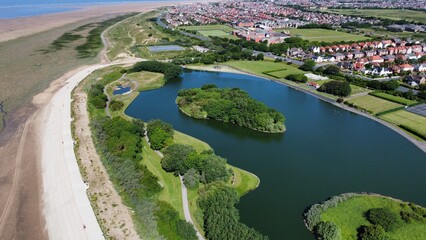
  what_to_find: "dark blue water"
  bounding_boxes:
[113,86,131,95]
[126,69,426,239]
[0,0,179,19]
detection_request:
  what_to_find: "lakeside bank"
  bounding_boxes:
[185,64,426,154]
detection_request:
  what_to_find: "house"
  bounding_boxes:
[311,46,320,54]
[383,55,395,62]
[353,51,365,59]
[288,48,304,56]
[325,56,336,62]
[376,49,388,56]
[406,74,426,86]
[415,64,426,72]
[400,64,414,72]
[382,40,394,48]
[391,65,401,74]
[333,53,345,61]
[307,82,320,89]
[312,55,324,63]
[370,56,384,63]
[388,47,396,55]
[345,52,354,60]
[365,50,375,57]
[371,67,392,76]
[337,61,352,69]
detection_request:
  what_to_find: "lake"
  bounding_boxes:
[126,69,426,239]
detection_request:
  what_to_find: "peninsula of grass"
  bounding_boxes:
[82,62,263,239]
[176,84,286,133]
[224,60,305,79]
[178,24,237,39]
[305,193,426,240]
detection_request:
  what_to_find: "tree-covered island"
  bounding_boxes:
[176,84,286,133]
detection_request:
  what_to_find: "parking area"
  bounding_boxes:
[407,104,426,117]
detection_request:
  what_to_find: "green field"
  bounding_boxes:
[179,24,238,39]
[225,60,306,78]
[356,28,426,41]
[320,195,426,240]
[369,92,417,106]
[323,9,426,24]
[280,28,369,42]
[379,110,426,138]
[346,95,402,114]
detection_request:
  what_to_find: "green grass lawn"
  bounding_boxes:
[356,28,426,41]
[350,85,371,95]
[323,9,426,24]
[321,195,426,240]
[179,24,238,39]
[279,28,369,42]
[346,95,402,114]
[224,60,306,78]
[379,110,426,138]
[141,138,184,218]
[369,92,417,106]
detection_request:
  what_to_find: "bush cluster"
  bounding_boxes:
[146,120,174,150]
[129,61,182,81]
[88,84,108,109]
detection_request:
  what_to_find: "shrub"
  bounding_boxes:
[365,208,401,232]
[323,65,340,75]
[183,168,200,189]
[110,100,124,111]
[129,61,182,81]
[314,221,341,240]
[286,74,308,83]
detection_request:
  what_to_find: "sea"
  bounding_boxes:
[0,0,174,19]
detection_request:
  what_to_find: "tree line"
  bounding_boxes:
[177,84,286,133]
[129,61,182,81]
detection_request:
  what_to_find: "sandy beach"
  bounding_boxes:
[0,1,203,43]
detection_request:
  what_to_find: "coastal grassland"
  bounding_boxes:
[379,110,426,140]
[356,28,426,41]
[224,60,305,78]
[0,15,118,131]
[278,28,369,42]
[369,92,417,106]
[106,11,200,60]
[179,24,238,39]
[319,195,426,240]
[345,95,403,114]
[323,9,426,24]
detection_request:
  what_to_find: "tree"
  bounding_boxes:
[300,59,316,71]
[318,81,351,96]
[256,53,264,61]
[183,168,200,189]
[314,221,341,240]
[365,208,401,232]
[161,144,196,175]
[323,65,341,75]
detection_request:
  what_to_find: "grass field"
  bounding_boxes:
[141,138,184,218]
[356,28,426,41]
[107,11,200,60]
[179,24,238,39]
[379,110,426,138]
[369,92,417,106]
[224,60,306,78]
[280,28,369,42]
[323,9,426,24]
[321,195,426,240]
[346,95,402,114]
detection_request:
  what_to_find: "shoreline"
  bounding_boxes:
[0,1,209,43]
[185,64,426,154]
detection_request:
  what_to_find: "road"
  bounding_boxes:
[179,175,206,240]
